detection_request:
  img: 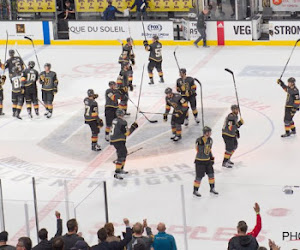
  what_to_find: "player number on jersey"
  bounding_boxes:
[85,105,90,116]
[27,73,36,81]
[13,78,20,89]
[155,48,162,58]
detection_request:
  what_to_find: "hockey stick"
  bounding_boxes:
[139,111,173,116]
[194,78,205,130]
[3,31,8,73]
[24,36,41,72]
[141,15,147,41]
[113,147,143,163]
[280,38,300,80]
[225,68,242,117]
[173,46,180,71]
[126,95,158,123]
[135,64,145,121]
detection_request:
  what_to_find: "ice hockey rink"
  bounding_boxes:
[0,44,299,249]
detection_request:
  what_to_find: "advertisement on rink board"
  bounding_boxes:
[17,0,55,12]
[75,0,192,12]
[68,21,174,40]
[181,20,252,41]
[0,22,46,40]
[269,21,300,41]
[271,0,300,11]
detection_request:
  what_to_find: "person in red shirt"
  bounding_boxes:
[228,203,262,250]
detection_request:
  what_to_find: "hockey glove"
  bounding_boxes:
[40,74,45,82]
[21,88,25,95]
[236,130,240,139]
[1,75,6,82]
[163,114,168,122]
[210,156,215,166]
[129,122,138,134]
[277,79,284,85]
[129,84,134,92]
[238,118,244,126]
[53,88,58,95]
[143,40,149,46]
[131,58,135,66]
[98,118,104,128]
[174,113,180,118]
[94,94,99,99]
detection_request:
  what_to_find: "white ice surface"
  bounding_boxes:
[0,45,299,249]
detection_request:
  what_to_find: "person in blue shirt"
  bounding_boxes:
[103,0,123,21]
[152,223,177,250]
[130,0,148,20]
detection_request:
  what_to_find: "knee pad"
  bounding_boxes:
[207,173,214,179]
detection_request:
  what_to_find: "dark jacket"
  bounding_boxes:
[128,227,153,250]
[103,5,122,20]
[0,245,16,250]
[196,12,206,29]
[228,235,259,250]
[91,227,132,250]
[131,0,148,12]
[32,218,63,250]
[62,234,85,250]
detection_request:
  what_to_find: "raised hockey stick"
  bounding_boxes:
[24,36,41,72]
[3,31,8,73]
[225,68,242,117]
[173,46,180,71]
[280,38,300,80]
[194,78,205,130]
[126,95,158,123]
[135,64,145,121]
[141,15,147,41]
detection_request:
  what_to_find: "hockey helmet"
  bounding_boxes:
[109,81,116,87]
[126,37,133,43]
[231,104,239,111]
[153,35,159,41]
[165,87,172,95]
[116,109,125,117]
[288,77,296,84]
[9,50,15,57]
[87,89,95,97]
[203,126,212,134]
[44,63,51,69]
[28,61,35,69]
[180,68,187,74]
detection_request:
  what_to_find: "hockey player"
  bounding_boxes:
[105,81,121,142]
[277,77,300,137]
[163,87,189,141]
[117,62,133,115]
[0,75,6,115]
[222,105,244,168]
[118,38,135,68]
[84,89,103,151]
[10,67,24,119]
[110,109,138,180]
[39,63,58,118]
[193,126,218,197]
[4,50,25,80]
[21,61,39,118]
[176,68,200,126]
[143,35,164,85]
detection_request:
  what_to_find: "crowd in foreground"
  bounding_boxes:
[0,204,283,250]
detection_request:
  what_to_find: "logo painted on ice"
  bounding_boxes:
[273,0,282,5]
[147,23,162,32]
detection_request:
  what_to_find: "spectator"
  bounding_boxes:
[104,223,120,243]
[64,0,75,20]
[71,240,89,250]
[0,231,15,250]
[152,223,177,250]
[62,218,85,250]
[16,237,31,250]
[32,211,62,250]
[52,237,64,250]
[130,0,148,20]
[134,243,146,250]
[91,218,132,250]
[228,221,258,249]
[128,219,153,250]
[258,247,267,250]
[103,0,122,21]
[268,239,281,250]
[194,7,210,48]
